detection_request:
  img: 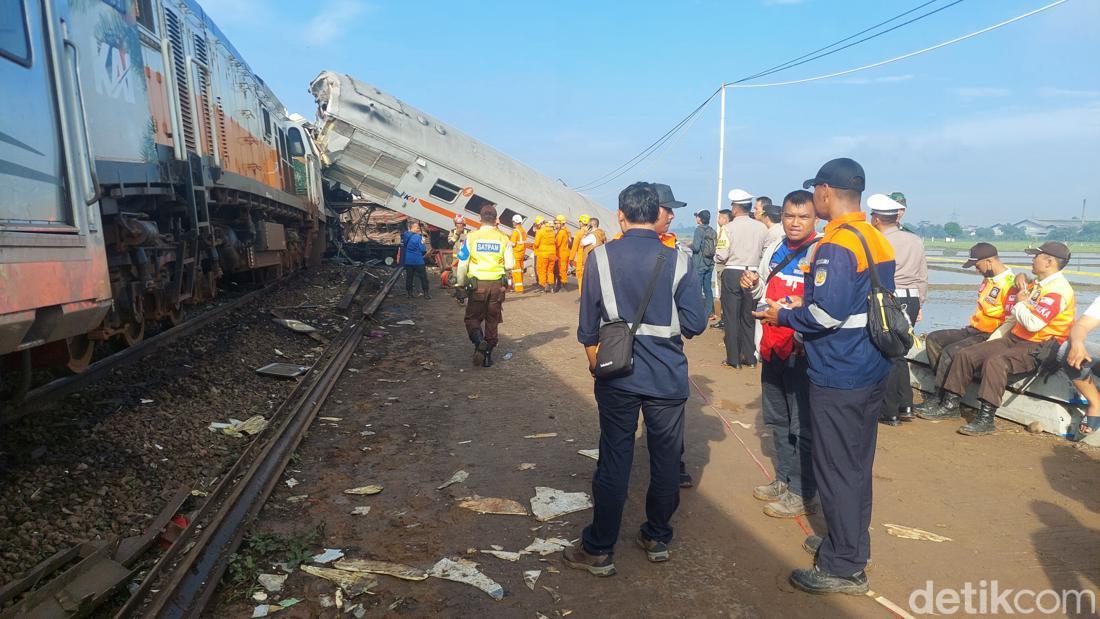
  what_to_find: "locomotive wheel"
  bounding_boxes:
[122,320,145,347]
[163,306,184,328]
[66,335,94,374]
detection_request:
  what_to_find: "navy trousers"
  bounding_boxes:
[582,383,685,556]
[809,378,885,576]
[761,355,815,499]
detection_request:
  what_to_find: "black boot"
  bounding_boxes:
[913,392,943,414]
[958,400,997,436]
[879,411,902,427]
[898,406,915,422]
[471,330,488,367]
[482,347,494,368]
[916,392,962,420]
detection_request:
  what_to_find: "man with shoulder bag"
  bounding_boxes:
[563,182,706,577]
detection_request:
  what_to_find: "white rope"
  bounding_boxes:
[728,0,1069,89]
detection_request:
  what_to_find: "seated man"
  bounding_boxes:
[915,243,1015,417]
[928,242,1076,436]
[1061,296,1100,439]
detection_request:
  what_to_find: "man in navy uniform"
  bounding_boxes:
[564,182,706,576]
[756,158,895,595]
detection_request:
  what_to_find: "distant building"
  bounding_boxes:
[1013,218,1086,237]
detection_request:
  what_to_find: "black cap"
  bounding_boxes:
[962,242,999,269]
[654,183,686,209]
[1025,241,1071,261]
[802,158,866,192]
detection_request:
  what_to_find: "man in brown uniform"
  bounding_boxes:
[456,205,515,368]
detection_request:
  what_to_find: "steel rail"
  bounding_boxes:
[120,266,401,618]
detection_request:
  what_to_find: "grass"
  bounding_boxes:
[922,240,1100,253]
[224,525,324,599]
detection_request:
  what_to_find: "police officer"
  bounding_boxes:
[720,189,768,368]
[563,182,705,576]
[448,215,469,304]
[868,193,927,425]
[760,200,786,250]
[711,209,732,327]
[756,158,894,595]
[455,204,515,368]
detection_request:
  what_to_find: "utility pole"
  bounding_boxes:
[715,85,727,214]
[1083,198,1087,224]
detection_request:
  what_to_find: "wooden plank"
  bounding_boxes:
[336,271,368,311]
[0,546,80,607]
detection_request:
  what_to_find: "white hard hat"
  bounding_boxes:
[512,214,523,224]
[727,188,753,204]
[867,193,903,215]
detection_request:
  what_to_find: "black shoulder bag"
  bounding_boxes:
[841,225,914,358]
[594,252,668,379]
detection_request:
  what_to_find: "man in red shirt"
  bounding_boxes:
[743,190,819,518]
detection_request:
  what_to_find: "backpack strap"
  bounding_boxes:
[840,224,884,290]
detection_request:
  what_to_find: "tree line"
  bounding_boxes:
[909,221,1100,243]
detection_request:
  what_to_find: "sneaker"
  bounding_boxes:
[802,535,873,570]
[790,566,869,595]
[679,470,694,489]
[752,479,787,502]
[562,546,616,577]
[635,532,670,562]
[763,492,818,519]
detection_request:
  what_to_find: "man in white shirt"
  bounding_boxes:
[719,189,768,368]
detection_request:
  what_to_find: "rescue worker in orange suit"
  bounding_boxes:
[532,216,555,292]
[554,215,572,292]
[569,215,591,291]
[456,204,515,368]
[934,241,1076,436]
[509,214,528,293]
[914,242,1015,418]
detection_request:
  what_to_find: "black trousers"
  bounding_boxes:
[883,296,921,417]
[810,377,885,576]
[582,383,685,556]
[720,269,756,365]
[761,355,815,499]
[404,265,429,296]
[925,326,987,391]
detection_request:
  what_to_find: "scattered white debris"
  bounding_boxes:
[140,398,154,404]
[437,470,469,490]
[311,548,345,564]
[480,549,524,562]
[376,378,404,383]
[530,487,593,522]
[360,430,376,436]
[318,593,334,608]
[517,463,536,471]
[334,559,429,581]
[428,558,504,601]
[351,506,372,515]
[319,416,342,422]
[300,565,377,596]
[457,496,528,516]
[523,570,541,591]
[524,433,558,439]
[523,538,572,556]
[252,591,268,602]
[884,523,953,542]
[344,485,383,495]
[284,478,299,488]
[731,420,752,429]
[458,440,472,445]
[395,319,416,325]
[209,415,268,437]
[577,449,599,461]
[257,573,287,593]
[286,495,309,503]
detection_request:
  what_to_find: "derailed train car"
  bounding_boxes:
[1,0,325,377]
[310,71,614,240]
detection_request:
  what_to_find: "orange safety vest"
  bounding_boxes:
[609,231,677,248]
[533,226,557,258]
[569,230,585,262]
[1010,272,1076,343]
[510,227,527,262]
[968,270,1015,333]
[555,227,571,255]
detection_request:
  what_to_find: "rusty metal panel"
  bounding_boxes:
[256,221,286,251]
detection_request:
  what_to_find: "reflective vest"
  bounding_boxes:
[1011,272,1076,343]
[533,226,557,258]
[968,269,1015,333]
[610,231,677,248]
[716,225,729,250]
[510,227,527,261]
[555,228,571,254]
[465,226,511,280]
[592,244,690,339]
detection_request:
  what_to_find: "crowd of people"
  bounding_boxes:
[398,155,1099,597]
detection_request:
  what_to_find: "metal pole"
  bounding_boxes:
[716,84,727,214]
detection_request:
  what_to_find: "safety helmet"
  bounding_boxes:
[578,214,590,225]
[534,215,545,225]
[454,214,464,224]
[554,215,566,223]
[512,214,523,224]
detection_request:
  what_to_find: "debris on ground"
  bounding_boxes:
[428,558,505,601]
[502,352,514,360]
[883,523,953,542]
[523,538,572,556]
[437,470,469,490]
[251,598,300,617]
[300,565,377,596]
[344,485,383,495]
[524,433,558,439]
[257,573,287,592]
[140,398,154,404]
[286,495,309,503]
[252,591,268,602]
[311,548,346,564]
[209,415,269,437]
[255,362,309,379]
[577,449,599,461]
[272,318,318,333]
[530,487,593,522]
[333,559,429,581]
[319,416,342,422]
[731,420,752,429]
[351,506,372,515]
[518,463,537,471]
[284,478,299,488]
[480,549,524,562]
[395,320,416,326]
[457,496,528,516]
[523,570,541,590]
[542,585,562,604]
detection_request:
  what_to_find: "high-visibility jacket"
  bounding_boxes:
[533,226,557,258]
[510,227,528,263]
[610,231,677,249]
[968,269,1016,333]
[458,225,514,282]
[1010,271,1075,343]
[555,227,571,255]
[569,229,586,262]
[715,224,730,252]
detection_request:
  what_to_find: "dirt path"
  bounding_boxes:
[214,277,1100,618]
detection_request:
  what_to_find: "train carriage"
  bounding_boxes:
[1,0,325,380]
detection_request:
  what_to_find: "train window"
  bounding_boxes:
[287,127,305,157]
[464,194,496,217]
[499,208,523,227]
[135,0,156,33]
[0,0,31,67]
[428,179,461,203]
[262,108,272,138]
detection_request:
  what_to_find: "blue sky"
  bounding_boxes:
[202,0,1099,225]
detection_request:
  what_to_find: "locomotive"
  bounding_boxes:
[0,0,326,378]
